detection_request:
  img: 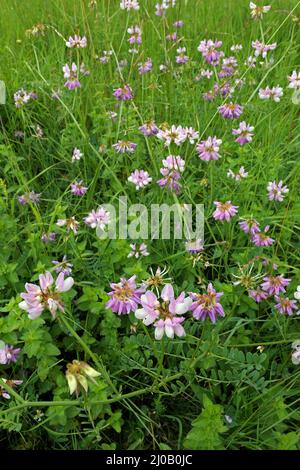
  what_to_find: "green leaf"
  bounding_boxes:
[183,395,227,450]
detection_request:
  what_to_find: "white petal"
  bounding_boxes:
[19,301,28,311]
[135,308,146,320]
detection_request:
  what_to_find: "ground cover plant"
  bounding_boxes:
[1,0,300,451]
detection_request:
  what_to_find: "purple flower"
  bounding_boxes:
[113,84,133,101]
[138,58,153,75]
[213,201,239,222]
[185,239,204,254]
[250,2,271,20]
[41,232,56,243]
[174,20,184,28]
[157,155,185,193]
[120,0,140,10]
[261,275,291,296]
[252,40,276,58]
[139,121,159,136]
[288,70,300,89]
[0,379,23,399]
[70,180,88,196]
[63,63,81,90]
[112,140,137,154]
[52,255,73,276]
[106,275,144,315]
[267,180,289,202]
[198,39,224,65]
[135,283,192,339]
[251,226,274,246]
[227,166,248,181]
[238,218,260,235]
[66,35,87,48]
[84,207,110,230]
[128,243,149,258]
[0,344,21,365]
[248,288,269,303]
[18,191,41,206]
[275,296,299,316]
[196,136,222,161]
[14,89,31,108]
[19,271,74,319]
[128,169,152,190]
[218,102,243,119]
[189,283,225,323]
[232,121,254,145]
[127,25,142,45]
[72,147,83,162]
[176,47,189,64]
[259,86,283,102]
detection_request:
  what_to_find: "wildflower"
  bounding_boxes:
[238,218,260,235]
[19,271,74,319]
[113,84,133,101]
[213,201,239,222]
[35,125,43,138]
[251,40,276,58]
[259,86,283,102]
[248,288,269,303]
[288,70,300,89]
[174,20,184,28]
[0,344,21,365]
[57,217,80,234]
[17,191,41,205]
[275,296,299,316]
[157,155,185,193]
[267,180,289,202]
[52,255,73,276]
[97,50,113,64]
[14,89,30,108]
[127,25,142,45]
[80,63,90,76]
[291,341,300,365]
[70,180,88,196]
[232,121,254,145]
[185,239,204,254]
[231,44,243,52]
[196,136,222,161]
[245,55,257,68]
[176,47,189,64]
[66,360,101,396]
[227,166,249,181]
[261,275,291,296]
[218,102,243,119]
[135,284,192,340]
[200,69,214,79]
[72,147,83,162]
[120,0,140,10]
[159,64,167,72]
[138,58,153,75]
[84,207,110,230]
[63,63,81,90]
[139,121,159,136]
[106,275,144,315]
[294,286,300,301]
[166,32,177,41]
[249,2,271,20]
[251,225,274,246]
[183,127,199,144]
[198,39,224,65]
[65,35,87,48]
[128,169,152,190]
[128,243,149,258]
[0,379,23,399]
[14,130,25,139]
[143,267,172,292]
[157,125,186,146]
[112,140,137,154]
[189,283,225,323]
[213,82,232,97]
[41,232,56,243]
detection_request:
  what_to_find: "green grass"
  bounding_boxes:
[0,0,300,450]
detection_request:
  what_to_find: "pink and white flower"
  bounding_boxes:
[19,271,74,319]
